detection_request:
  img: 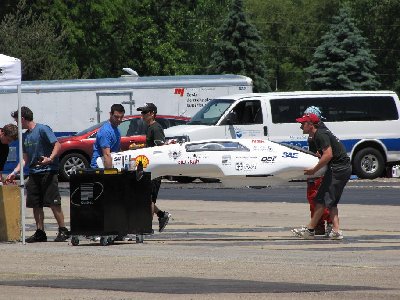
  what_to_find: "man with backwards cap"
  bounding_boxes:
[292,110,351,240]
[300,107,332,236]
[137,103,171,232]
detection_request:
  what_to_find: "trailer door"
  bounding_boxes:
[96,92,134,122]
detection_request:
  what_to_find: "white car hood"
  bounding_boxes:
[164,124,210,137]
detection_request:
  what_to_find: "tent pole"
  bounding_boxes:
[17,85,26,245]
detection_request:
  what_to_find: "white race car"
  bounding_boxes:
[97,139,326,187]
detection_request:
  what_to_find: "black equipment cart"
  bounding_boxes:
[69,169,153,246]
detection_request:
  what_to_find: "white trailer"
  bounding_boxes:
[0,73,252,135]
[0,73,252,173]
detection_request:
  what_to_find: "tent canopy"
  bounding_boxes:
[0,54,21,86]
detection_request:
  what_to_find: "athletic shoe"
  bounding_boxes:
[26,229,47,243]
[291,226,315,239]
[314,225,326,236]
[158,211,171,232]
[325,223,333,238]
[54,228,70,242]
[328,229,343,240]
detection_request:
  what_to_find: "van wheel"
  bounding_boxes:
[353,147,384,179]
[59,153,89,181]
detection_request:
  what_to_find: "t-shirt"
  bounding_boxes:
[145,122,165,147]
[23,123,59,174]
[308,122,327,155]
[313,127,350,171]
[0,139,9,172]
[91,121,121,168]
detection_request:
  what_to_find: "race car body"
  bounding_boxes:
[97,139,326,187]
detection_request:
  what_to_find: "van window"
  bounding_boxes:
[220,100,263,125]
[188,99,234,125]
[271,96,398,123]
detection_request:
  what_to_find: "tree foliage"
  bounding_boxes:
[0,0,78,80]
[0,0,398,94]
[208,0,271,92]
[305,6,380,90]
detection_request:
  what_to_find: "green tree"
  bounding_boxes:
[305,5,380,90]
[246,0,340,91]
[208,0,271,92]
[0,0,78,80]
[346,0,400,91]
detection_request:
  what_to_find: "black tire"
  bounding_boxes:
[71,236,79,246]
[59,153,89,181]
[353,147,385,179]
[199,178,220,183]
[174,176,196,183]
[100,237,108,246]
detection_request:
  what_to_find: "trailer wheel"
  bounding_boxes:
[59,153,89,181]
[353,147,384,179]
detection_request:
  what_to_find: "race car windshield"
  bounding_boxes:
[186,141,250,152]
[188,99,234,125]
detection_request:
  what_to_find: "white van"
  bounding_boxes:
[165,91,400,179]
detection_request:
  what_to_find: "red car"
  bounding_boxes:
[58,115,189,181]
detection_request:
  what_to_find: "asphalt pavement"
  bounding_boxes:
[0,178,399,299]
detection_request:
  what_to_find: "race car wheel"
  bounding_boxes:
[59,153,89,181]
[353,147,384,179]
[174,176,196,183]
[200,178,220,183]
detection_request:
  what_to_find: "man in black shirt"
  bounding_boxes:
[0,124,18,183]
[292,113,351,240]
[137,103,171,232]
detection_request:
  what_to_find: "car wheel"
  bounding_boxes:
[353,147,384,179]
[59,153,89,181]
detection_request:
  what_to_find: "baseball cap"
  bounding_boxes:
[304,106,324,120]
[137,103,157,113]
[295,113,320,124]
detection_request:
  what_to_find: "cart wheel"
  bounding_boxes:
[71,236,79,246]
[100,237,108,246]
[107,236,114,245]
[136,234,144,243]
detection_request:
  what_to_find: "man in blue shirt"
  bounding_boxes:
[7,106,69,243]
[90,104,125,168]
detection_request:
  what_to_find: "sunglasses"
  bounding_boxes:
[141,111,151,115]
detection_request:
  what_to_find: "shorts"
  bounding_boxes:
[315,166,352,208]
[26,172,61,208]
[151,178,162,203]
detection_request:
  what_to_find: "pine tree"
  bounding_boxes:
[306,6,380,90]
[208,0,271,92]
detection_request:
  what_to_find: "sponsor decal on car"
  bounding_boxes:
[135,155,150,168]
[222,155,231,165]
[282,152,299,159]
[261,156,277,163]
[168,150,182,160]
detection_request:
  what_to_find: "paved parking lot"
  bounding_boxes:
[0,182,399,299]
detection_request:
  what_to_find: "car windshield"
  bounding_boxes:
[74,121,105,136]
[187,99,234,125]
